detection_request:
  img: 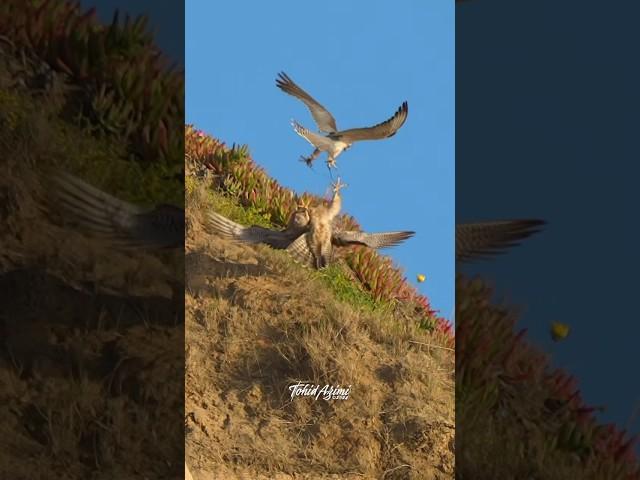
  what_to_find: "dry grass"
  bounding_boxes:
[185,176,455,479]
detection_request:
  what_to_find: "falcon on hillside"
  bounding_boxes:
[49,170,184,249]
[456,220,546,262]
[276,72,408,169]
[287,177,346,269]
[207,179,414,269]
[208,204,413,253]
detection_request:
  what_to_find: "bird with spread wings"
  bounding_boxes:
[287,177,347,269]
[207,178,415,269]
[276,72,409,170]
[206,201,311,250]
[49,171,412,260]
[48,172,544,264]
[48,170,184,249]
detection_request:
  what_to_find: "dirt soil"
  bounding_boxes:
[184,181,455,480]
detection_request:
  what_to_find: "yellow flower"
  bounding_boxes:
[417,274,426,283]
[550,322,570,342]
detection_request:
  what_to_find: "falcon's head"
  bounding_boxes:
[288,198,311,229]
[291,207,310,229]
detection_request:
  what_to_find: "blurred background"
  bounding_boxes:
[457,0,640,453]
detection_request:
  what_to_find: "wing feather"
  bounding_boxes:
[456,220,546,262]
[206,211,295,249]
[129,205,184,248]
[291,120,334,149]
[51,171,143,239]
[334,101,408,143]
[333,230,415,249]
[50,171,183,248]
[286,233,315,267]
[276,72,338,133]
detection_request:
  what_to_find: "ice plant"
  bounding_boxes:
[185,125,452,342]
[456,274,640,477]
[0,0,184,166]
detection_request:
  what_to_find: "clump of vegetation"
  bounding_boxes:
[316,264,390,314]
[185,125,453,344]
[0,0,184,173]
[456,274,640,479]
[185,163,455,479]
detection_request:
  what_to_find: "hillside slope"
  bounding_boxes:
[0,5,184,478]
[184,135,455,479]
[456,275,640,479]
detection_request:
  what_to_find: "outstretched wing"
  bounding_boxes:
[276,72,338,133]
[456,220,546,262]
[50,170,183,249]
[334,101,408,143]
[333,230,415,249]
[206,211,296,249]
[132,204,184,248]
[291,120,335,149]
[286,233,316,268]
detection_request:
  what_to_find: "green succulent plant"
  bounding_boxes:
[1,0,184,169]
[185,125,451,340]
[456,274,640,478]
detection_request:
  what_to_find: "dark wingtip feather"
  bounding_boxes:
[276,71,293,89]
[507,219,547,236]
[458,218,546,262]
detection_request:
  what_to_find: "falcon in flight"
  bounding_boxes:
[207,179,414,269]
[456,220,545,262]
[276,72,409,169]
[49,170,184,249]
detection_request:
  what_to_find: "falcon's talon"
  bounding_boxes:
[299,155,313,167]
[331,177,347,194]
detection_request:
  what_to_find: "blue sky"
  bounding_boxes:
[186,0,455,320]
